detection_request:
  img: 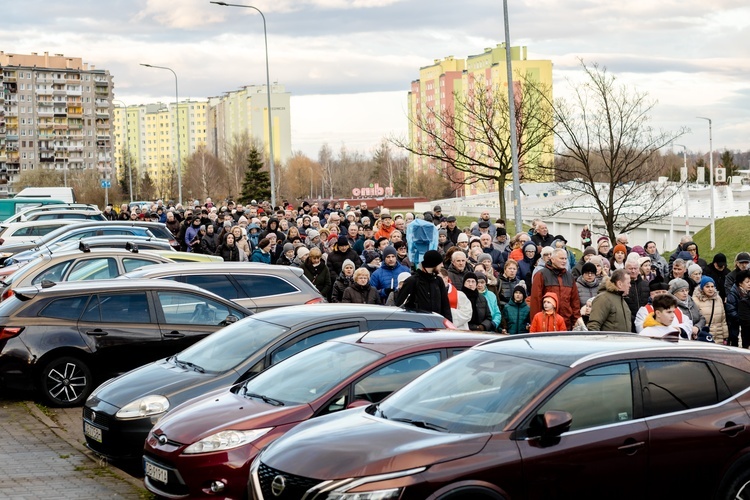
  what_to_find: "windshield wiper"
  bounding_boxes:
[391,418,447,432]
[172,356,205,373]
[242,389,285,406]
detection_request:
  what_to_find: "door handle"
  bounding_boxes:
[617,438,645,455]
[163,331,185,339]
[85,329,108,336]
[720,423,745,437]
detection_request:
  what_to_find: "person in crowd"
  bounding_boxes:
[260,217,284,241]
[576,261,601,307]
[475,272,501,332]
[726,269,750,347]
[232,225,252,258]
[638,256,657,282]
[474,254,499,294]
[610,244,628,271]
[446,250,471,291]
[216,232,242,262]
[670,278,706,340]
[303,247,332,299]
[327,236,362,278]
[438,269,472,329]
[371,246,410,303]
[725,252,750,297]
[461,272,494,332]
[638,293,683,338]
[704,253,730,301]
[530,248,581,330]
[497,259,522,308]
[532,246,554,280]
[246,223,261,249]
[292,246,310,268]
[580,224,592,249]
[342,267,380,304]
[687,263,703,295]
[385,272,412,307]
[188,224,206,253]
[275,243,296,266]
[596,237,611,260]
[374,210,396,240]
[586,269,632,333]
[437,229,452,256]
[571,247,597,279]
[394,240,412,269]
[693,276,728,345]
[501,285,530,335]
[634,279,672,332]
[530,222,554,249]
[493,227,510,257]
[552,235,576,271]
[624,258,650,331]
[200,224,221,255]
[683,241,708,269]
[517,241,539,284]
[165,210,181,238]
[455,232,470,254]
[397,250,452,321]
[530,292,567,333]
[643,240,669,278]
[184,217,202,252]
[479,233,505,272]
[250,237,272,264]
[669,257,689,282]
[361,250,382,276]
[444,216,461,245]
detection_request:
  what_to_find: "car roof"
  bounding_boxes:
[333,328,498,354]
[251,303,444,327]
[1,220,80,229]
[31,247,172,261]
[477,332,734,367]
[122,262,302,276]
[13,278,223,296]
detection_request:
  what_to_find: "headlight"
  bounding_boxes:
[183,428,273,455]
[115,395,170,419]
[327,489,402,500]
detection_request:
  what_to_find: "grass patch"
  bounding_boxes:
[689,215,750,264]
[33,402,60,424]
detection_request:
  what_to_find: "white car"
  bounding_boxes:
[2,203,99,224]
[0,220,80,246]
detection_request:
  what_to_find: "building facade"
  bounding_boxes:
[407,44,553,197]
[0,51,114,197]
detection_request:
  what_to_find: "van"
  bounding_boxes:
[0,198,68,219]
[15,187,76,204]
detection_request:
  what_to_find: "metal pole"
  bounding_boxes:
[674,144,689,235]
[141,64,182,205]
[211,2,277,208]
[697,117,715,249]
[502,0,522,234]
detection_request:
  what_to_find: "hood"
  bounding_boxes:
[153,390,313,445]
[261,410,490,479]
[542,291,558,309]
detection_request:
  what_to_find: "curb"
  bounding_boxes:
[24,401,147,493]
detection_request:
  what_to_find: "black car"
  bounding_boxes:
[0,279,250,407]
[83,304,454,460]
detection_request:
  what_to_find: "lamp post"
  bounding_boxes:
[502,0,522,234]
[113,99,133,203]
[674,143,689,236]
[141,63,182,205]
[211,1,277,208]
[696,117,715,249]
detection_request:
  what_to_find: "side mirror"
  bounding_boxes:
[541,410,573,438]
[220,314,240,326]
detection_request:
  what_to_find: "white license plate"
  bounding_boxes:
[145,462,169,484]
[83,422,102,443]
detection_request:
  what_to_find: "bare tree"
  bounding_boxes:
[281,152,320,202]
[185,146,223,201]
[541,61,688,241]
[393,73,554,219]
[318,143,335,199]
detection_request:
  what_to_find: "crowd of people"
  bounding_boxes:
[105,198,749,345]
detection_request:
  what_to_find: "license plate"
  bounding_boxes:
[145,462,169,484]
[83,422,102,443]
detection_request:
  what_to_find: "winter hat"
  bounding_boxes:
[306,229,320,240]
[364,250,381,264]
[632,245,647,257]
[712,253,727,265]
[699,276,715,290]
[626,252,641,263]
[283,243,294,254]
[342,259,356,270]
[457,233,469,244]
[421,250,443,269]
[687,263,702,276]
[676,251,693,262]
[337,235,350,247]
[397,272,411,285]
[583,247,597,257]
[438,228,448,236]
[613,244,627,255]
[638,256,651,268]
[649,280,669,292]
[238,216,248,224]
[382,246,398,259]
[463,272,478,283]
[513,284,527,300]
[597,236,610,246]
[474,271,487,283]
[496,227,507,236]
[296,246,310,259]
[477,253,492,264]
[199,225,206,232]
[581,262,597,274]
[668,278,690,294]
[522,241,538,254]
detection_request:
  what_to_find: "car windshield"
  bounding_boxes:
[176,316,289,373]
[376,349,566,434]
[239,341,383,405]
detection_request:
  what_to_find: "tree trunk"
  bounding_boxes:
[497,178,506,221]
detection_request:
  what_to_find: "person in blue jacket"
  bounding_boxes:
[370,246,410,303]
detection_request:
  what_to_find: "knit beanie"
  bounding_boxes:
[687,263,702,276]
[583,247,597,257]
[613,244,627,255]
[669,278,689,294]
[342,259,356,270]
[581,262,597,274]
[296,246,310,259]
[513,284,527,300]
[699,276,715,290]
[382,246,398,259]
[283,242,294,253]
[421,250,443,269]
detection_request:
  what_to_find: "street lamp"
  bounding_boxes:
[502,0,522,234]
[696,117,715,249]
[113,99,133,203]
[674,143,689,236]
[211,1,277,208]
[141,63,182,205]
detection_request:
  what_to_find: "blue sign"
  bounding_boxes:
[101,180,111,188]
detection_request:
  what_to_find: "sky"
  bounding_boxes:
[3,0,749,161]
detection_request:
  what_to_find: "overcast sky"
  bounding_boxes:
[3,0,749,161]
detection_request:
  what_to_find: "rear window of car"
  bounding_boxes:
[234,274,299,298]
[715,362,750,396]
[642,360,719,416]
[181,274,240,300]
[39,295,90,320]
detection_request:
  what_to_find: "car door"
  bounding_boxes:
[639,358,750,499]
[517,362,649,500]
[77,291,162,374]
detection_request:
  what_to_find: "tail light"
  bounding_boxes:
[305,297,325,305]
[0,326,24,341]
[443,319,457,329]
[1,288,13,302]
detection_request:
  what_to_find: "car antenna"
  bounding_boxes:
[356,291,418,344]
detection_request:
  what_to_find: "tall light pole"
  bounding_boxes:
[674,143,689,236]
[211,1,277,208]
[113,99,133,203]
[502,0,522,234]
[697,117,715,249]
[141,63,182,205]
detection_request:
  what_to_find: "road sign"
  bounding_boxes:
[101,180,111,189]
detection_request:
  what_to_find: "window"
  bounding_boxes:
[81,292,151,323]
[181,274,239,300]
[32,260,74,284]
[67,258,119,281]
[353,352,441,404]
[39,295,90,321]
[642,360,719,416]
[715,362,750,395]
[537,363,634,431]
[122,258,161,274]
[271,325,361,364]
[234,274,299,298]
[155,291,234,326]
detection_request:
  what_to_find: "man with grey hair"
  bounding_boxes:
[530,248,581,330]
[446,251,471,291]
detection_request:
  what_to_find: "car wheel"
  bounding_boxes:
[718,460,750,500]
[39,356,93,407]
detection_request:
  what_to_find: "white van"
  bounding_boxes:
[15,187,76,204]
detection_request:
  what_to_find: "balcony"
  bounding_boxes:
[36,88,54,96]
[38,100,54,106]
[5,135,18,141]
[53,124,67,131]
[3,75,16,82]
[53,78,66,84]
[69,157,84,163]
[94,79,109,86]
[66,89,82,96]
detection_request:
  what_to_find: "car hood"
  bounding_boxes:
[93,359,233,409]
[154,391,312,445]
[261,410,491,479]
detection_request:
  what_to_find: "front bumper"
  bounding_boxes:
[83,398,157,460]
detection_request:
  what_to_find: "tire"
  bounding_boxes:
[39,356,93,407]
[717,461,750,500]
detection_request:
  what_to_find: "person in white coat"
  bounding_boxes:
[439,269,472,329]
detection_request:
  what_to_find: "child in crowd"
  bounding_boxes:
[502,285,530,335]
[638,293,684,338]
[529,292,566,333]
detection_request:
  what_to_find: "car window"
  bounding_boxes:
[714,362,750,396]
[67,258,119,281]
[30,225,63,236]
[60,230,99,241]
[642,360,719,417]
[181,274,240,300]
[353,352,442,404]
[38,295,90,321]
[536,363,634,432]
[31,260,75,284]
[234,274,299,298]
[271,325,361,364]
[155,291,235,326]
[81,292,152,323]
[122,257,162,274]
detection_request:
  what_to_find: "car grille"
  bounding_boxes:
[258,462,321,499]
[83,406,112,428]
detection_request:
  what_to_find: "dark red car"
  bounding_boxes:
[143,329,495,499]
[251,333,750,500]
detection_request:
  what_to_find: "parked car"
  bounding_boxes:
[252,333,750,500]
[119,262,324,312]
[24,209,106,221]
[83,304,455,459]
[3,203,99,224]
[0,279,251,407]
[145,252,223,264]
[143,329,493,499]
[0,220,80,246]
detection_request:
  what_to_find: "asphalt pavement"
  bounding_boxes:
[0,393,147,499]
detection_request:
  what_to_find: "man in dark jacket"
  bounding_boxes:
[397,250,452,321]
[444,216,462,246]
[530,221,555,249]
[530,248,581,330]
[624,259,651,331]
[704,253,730,301]
[446,251,471,291]
[587,269,632,333]
[327,236,363,277]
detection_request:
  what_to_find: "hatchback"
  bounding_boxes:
[83,304,454,460]
[143,329,493,499]
[252,333,750,500]
[0,279,250,406]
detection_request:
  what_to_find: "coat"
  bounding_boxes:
[586,278,632,333]
[530,310,567,333]
[341,283,380,304]
[303,259,332,299]
[397,267,452,321]
[624,276,651,330]
[331,273,354,303]
[530,262,581,330]
[576,275,601,306]
[502,299,530,335]
[371,261,410,302]
[464,289,494,332]
[693,289,729,343]
[676,295,706,332]
[496,274,521,308]
[250,248,272,264]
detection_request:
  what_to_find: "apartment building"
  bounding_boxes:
[0,51,113,197]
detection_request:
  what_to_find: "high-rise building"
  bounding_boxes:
[0,51,114,196]
[408,44,553,197]
[206,83,291,167]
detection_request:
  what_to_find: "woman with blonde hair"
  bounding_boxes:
[342,267,380,304]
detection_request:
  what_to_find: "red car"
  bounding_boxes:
[143,329,495,499]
